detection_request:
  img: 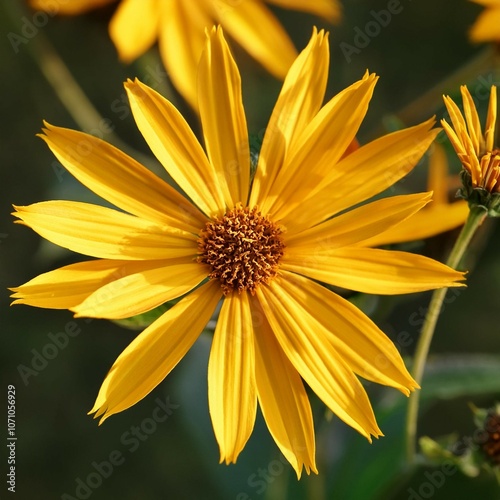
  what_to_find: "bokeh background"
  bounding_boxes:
[2,0,500,498]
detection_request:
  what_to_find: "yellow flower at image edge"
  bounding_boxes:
[469,0,500,43]
[29,0,340,109]
[11,28,465,476]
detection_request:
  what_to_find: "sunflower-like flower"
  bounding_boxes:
[11,28,464,475]
[29,0,340,109]
[442,85,500,215]
[469,0,500,43]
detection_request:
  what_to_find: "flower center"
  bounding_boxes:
[197,205,285,295]
[479,148,500,193]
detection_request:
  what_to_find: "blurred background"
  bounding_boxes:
[2,0,500,498]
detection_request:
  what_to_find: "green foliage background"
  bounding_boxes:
[1,0,500,498]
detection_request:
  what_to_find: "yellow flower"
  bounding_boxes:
[30,0,116,14]
[442,85,500,217]
[362,144,469,246]
[469,0,500,43]
[30,0,340,109]
[11,28,465,475]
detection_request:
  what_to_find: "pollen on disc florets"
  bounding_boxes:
[197,205,285,295]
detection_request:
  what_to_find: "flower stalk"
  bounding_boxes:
[406,205,488,465]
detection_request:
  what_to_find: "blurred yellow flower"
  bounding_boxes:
[469,0,500,43]
[11,28,464,475]
[30,0,340,109]
[362,143,469,246]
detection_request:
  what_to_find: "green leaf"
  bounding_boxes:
[322,354,500,499]
[420,354,500,400]
[111,303,172,330]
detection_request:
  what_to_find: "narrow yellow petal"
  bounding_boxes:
[257,275,382,440]
[286,193,432,249]
[441,119,467,158]
[485,85,497,152]
[427,144,449,205]
[266,73,378,217]
[157,1,209,109]
[250,28,329,208]
[266,0,341,22]
[251,296,316,477]
[208,293,257,465]
[283,246,466,295]
[10,259,129,310]
[460,85,482,155]
[109,0,158,62]
[73,259,208,319]
[90,280,222,422]
[40,123,206,233]
[125,79,226,216]
[216,1,297,80]
[363,201,468,247]
[13,201,197,260]
[264,272,418,395]
[282,119,439,232]
[443,94,468,138]
[198,27,250,207]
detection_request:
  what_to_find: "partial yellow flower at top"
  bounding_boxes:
[30,0,116,15]
[362,144,469,247]
[442,85,500,214]
[11,28,465,476]
[29,0,340,109]
[469,0,500,43]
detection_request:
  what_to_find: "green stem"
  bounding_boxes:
[405,205,487,466]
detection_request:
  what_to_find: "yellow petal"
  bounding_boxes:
[460,86,482,155]
[285,192,432,249]
[257,275,382,440]
[30,0,115,15]
[441,117,467,158]
[158,1,210,109]
[125,79,226,216]
[485,85,497,152]
[282,119,439,232]
[109,0,158,62]
[10,259,129,309]
[250,28,329,208]
[208,292,257,464]
[283,246,466,295]
[198,27,250,207]
[442,95,468,143]
[251,295,316,477]
[73,258,208,319]
[470,7,500,43]
[217,1,297,80]
[266,0,341,22]
[427,143,449,205]
[362,201,468,247]
[40,123,206,233]
[90,280,222,422]
[263,272,418,395]
[266,73,378,218]
[13,201,197,260]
